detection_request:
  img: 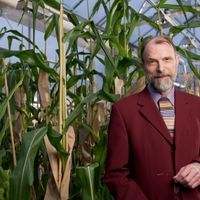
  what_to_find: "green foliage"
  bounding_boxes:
[170,21,200,36]
[10,127,47,200]
[0,75,23,121]
[0,0,200,200]
[160,4,200,16]
[0,48,58,80]
[76,163,99,200]
[0,29,41,52]
[0,167,10,200]
[0,149,9,200]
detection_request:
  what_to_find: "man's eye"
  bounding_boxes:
[164,57,171,61]
[148,60,156,64]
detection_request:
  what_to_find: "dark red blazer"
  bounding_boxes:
[104,87,200,200]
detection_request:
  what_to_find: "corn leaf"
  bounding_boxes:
[187,59,200,80]
[67,13,79,26]
[0,29,41,53]
[176,46,200,60]
[89,0,103,19]
[126,11,139,43]
[0,166,10,200]
[0,75,23,121]
[91,21,119,77]
[63,90,119,133]
[10,127,47,200]
[0,117,8,146]
[93,126,108,170]
[105,0,120,33]
[170,21,200,36]
[138,12,161,31]
[160,4,200,16]
[32,0,39,48]
[47,124,67,156]
[176,47,200,80]
[0,48,58,79]
[44,14,57,40]
[175,0,188,23]
[43,0,60,10]
[76,163,99,200]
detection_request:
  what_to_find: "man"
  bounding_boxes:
[104,35,200,200]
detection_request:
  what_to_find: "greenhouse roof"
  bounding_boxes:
[1,0,200,82]
[61,0,200,51]
[1,0,200,52]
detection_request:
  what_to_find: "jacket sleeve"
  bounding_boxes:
[193,117,200,163]
[103,104,148,200]
[193,157,200,163]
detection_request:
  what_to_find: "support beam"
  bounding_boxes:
[0,0,88,49]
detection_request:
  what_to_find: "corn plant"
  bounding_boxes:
[0,0,200,200]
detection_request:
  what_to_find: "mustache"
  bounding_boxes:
[153,73,170,78]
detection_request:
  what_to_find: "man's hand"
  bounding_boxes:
[173,162,200,189]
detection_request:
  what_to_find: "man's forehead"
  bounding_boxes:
[144,41,176,55]
[143,43,176,60]
[145,39,174,48]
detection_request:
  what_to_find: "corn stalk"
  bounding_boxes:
[3,61,16,167]
[58,1,75,199]
[58,0,65,188]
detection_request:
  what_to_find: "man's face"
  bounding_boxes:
[142,41,179,95]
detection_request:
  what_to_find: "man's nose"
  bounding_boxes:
[157,61,165,72]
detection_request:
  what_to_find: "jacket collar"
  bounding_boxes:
[137,87,190,146]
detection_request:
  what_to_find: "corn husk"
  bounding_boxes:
[127,76,146,96]
[114,77,124,95]
[91,101,106,136]
[60,126,75,199]
[38,70,51,108]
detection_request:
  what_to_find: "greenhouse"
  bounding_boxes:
[0,0,200,200]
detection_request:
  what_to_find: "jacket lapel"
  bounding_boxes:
[174,89,190,147]
[138,87,174,145]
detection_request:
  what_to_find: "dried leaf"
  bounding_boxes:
[38,70,50,108]
[44,135,59,190]
[91,101,106,136]
[14,87,26,107]
[127,76,146,96]
[14,87,26,142]
[79,128,92,165]
[44,174,60,200]
[114,77,124,95]
[13,112,23,142]
[81,144,92,165]
[31,187,37,200]
[60,126,75,200]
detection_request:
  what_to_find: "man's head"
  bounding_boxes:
[141,36,179,96]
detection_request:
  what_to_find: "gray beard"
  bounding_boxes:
[147,75,175,93]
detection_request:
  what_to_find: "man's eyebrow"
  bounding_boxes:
[147,58,156,60]
[145,57,157,60]
[163,56,173,59]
